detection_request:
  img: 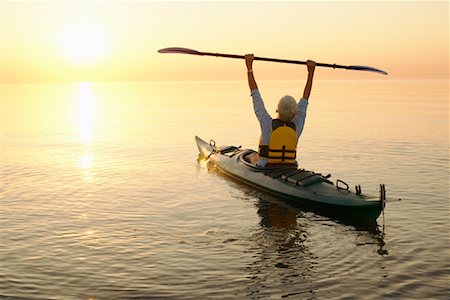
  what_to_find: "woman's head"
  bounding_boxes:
[277,95,298,122]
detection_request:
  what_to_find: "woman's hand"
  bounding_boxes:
[303,60,316,100]
[307,59,316,74]
[245,54,254,71]
[245,54,257,90]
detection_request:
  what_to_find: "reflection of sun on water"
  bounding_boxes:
[75,82,96,173]
[198,157,209,168]
[79,153,93,169]
[77,82,94,147]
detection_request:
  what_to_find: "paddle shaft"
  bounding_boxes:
[200,51,342,69]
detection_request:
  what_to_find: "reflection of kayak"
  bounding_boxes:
[196,136,385,222]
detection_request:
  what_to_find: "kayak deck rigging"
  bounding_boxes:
[239,151,334,187]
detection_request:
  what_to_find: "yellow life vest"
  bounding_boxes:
[259,119,297,165]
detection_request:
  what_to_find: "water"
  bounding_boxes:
[1,80,449,299]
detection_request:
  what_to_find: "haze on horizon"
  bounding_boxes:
[1,1,448,84]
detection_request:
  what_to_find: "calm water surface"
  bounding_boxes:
[1,80,449,299]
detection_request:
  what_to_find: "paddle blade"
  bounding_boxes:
[158,47,202,55]
[347,65,388,75]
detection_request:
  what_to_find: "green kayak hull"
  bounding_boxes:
[196,136,384,222]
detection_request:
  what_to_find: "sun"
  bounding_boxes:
[59,23,109,65]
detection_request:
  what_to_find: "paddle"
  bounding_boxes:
[158,47,388,75]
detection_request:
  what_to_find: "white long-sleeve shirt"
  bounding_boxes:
[250,88,308,167]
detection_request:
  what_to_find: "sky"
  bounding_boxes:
[1,1,448,83]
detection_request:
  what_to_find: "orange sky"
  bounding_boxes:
[1,1,448,83]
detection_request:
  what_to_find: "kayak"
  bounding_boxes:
[196,136,385,222]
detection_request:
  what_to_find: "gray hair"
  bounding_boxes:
[277,95,298,122]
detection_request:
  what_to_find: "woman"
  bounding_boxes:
[245,54,316,167]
